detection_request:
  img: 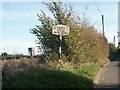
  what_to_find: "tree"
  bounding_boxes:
[108,43,118,60]
[30,2,109,64]
[30,2,73,61]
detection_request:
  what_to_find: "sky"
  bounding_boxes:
[0,0,119,55]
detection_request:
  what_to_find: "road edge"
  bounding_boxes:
[93,61,110,87]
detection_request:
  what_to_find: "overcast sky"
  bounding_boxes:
[0,0,119,55]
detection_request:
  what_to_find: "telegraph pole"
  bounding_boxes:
[113,35,116,46]
[102,15,105,37]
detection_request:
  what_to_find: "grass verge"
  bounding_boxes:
[3,68,93,88]
[2,59,106,88]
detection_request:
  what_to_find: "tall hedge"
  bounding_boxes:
[30,2,109,64]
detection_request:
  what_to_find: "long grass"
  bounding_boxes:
[3,68,93,88]
[2,58,101,88]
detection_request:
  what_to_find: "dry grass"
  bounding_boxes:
[1,58,66,76]
[2,58,100,88]
[1,58,41,77]
[1,57,78,79]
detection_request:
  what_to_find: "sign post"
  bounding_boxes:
[52,24,70,62]
[59,36,62,62]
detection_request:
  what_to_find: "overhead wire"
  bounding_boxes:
[93,0,102,16]
[93,0,106,37]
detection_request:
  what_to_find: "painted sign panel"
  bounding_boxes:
[52,25,70,36]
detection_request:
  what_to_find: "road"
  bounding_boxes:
[0,65,2,90]
[97,60,120,89]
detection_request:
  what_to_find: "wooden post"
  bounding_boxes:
[102,15,105,37]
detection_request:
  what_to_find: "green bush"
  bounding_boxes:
[108,43,118,60]
[31,2,109,65]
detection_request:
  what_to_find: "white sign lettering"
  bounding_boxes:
[52,25,70,36]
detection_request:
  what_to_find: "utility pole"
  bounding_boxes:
[102,15,105,37]
[113,35,116,46]
[2,48,6,60]
[118,1,120,50]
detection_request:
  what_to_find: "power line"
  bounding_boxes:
[93,0,105,37]
[93,0,102,16]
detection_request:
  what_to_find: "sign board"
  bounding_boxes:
[52,25,70,36]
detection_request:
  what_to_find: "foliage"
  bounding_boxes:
[108,43,118,60]
[3,63,94,88]
[30,2,109,65]
[2,57,100,88]
[2,2,110,88]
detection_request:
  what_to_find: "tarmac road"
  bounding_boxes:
[97,60,120,89]
[0,65,2,90]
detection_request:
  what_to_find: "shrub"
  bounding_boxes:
[31,2,109,65]
[108,43,118,60]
